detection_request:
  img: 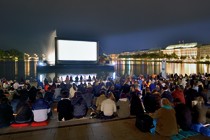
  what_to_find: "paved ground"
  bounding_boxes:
[0,103,209,140]
[0,116,209,140]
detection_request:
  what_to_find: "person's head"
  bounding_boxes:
[36,92,43,99]
[72,83,77,90]
[130,84,135,91]
[0,89,4,97]
[120,93,127,99]
[162,85,168,91]
[160,98,171,107]
[61,91,69,98]
[196,96,204,106]
[100,90,106,96]
[87,82,92,88]
[106,91,112,98]
[47,86,52,92]
[145,87,150,93]
[0,97,9,104]
[19,89,29,101]
[74,91,82,98]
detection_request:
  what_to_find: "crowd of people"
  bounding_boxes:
[0,73,210,137]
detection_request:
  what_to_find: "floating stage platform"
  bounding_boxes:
[37,64,115,73]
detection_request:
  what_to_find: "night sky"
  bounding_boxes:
[1,0,210,55]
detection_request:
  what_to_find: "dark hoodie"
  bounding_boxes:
[71,92,87,118]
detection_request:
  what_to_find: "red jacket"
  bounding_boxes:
[172,89,186,104]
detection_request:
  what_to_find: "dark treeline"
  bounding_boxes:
[118,52,179,59]
[0,49,24,60]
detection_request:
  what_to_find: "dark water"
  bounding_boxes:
[1,60,210,81]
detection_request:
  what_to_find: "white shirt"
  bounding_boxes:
[13,82,20,90]
[101,99,117,116]
[32,108,50,122]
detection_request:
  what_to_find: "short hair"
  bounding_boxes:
[61,91,69,98]
[106,91,112,98]
[160,98,171,107]
[36,92,43,99]
[100,90,106,95]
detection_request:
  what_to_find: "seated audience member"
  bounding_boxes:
[143,87,157,113]
[171,85,185,105]
[32,92,51,122]
[54,84,61,101]
[28,86,37,103]
[14,93,33,123]
[150,98,178,137]
[161,85,173,103]
[44,86,54,106]
[0,97,14,128]
[37,79,44,90]
[95,90,107,112]
[174,98,192,131]
[82,87,93,108]
[71,91,87,118]
[191,96,208,124]
[10,91,21,113]
[69,83,77,99]
[101,92,117,118]
[116,93,130,118]
[57,91,74,121]
[130,85,145,117]
[151,89,161,112]
[184,83,199,110]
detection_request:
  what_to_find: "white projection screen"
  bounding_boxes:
[55,39,98,64]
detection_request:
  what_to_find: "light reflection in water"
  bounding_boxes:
[34,61,37,78]
[24,60,30,77]
[15,60,18,79]
[4,60,210,81]
[118,60,210,76]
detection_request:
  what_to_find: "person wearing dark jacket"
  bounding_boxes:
[130,85,144,117]
[14,93,33,123]
[57,91,74,121]
[184,83,199,110]
[174,98,192,131]
[71,91,87,118]
[143,87,157,113]
[0,97,14,128]
[32,92,51,122]
[161,86,173,103]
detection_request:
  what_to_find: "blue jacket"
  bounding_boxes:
[32,98,50,110]
[32,98,50,122]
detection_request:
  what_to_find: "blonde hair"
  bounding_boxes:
[195,96,204,106]
[160,98,171,107]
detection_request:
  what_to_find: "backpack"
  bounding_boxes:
[135,114,154,132]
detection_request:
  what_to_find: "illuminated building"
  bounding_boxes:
[162,42,199,59]
[162,42,210,60]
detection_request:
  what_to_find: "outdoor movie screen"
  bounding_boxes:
[56,39,98,64]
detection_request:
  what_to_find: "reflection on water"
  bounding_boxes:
[25,60,30,77]
[2,60,210,81]
[116,60,162,76]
